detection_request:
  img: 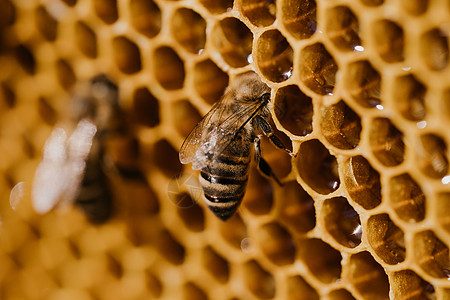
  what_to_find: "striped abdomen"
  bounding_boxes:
[199,137,251,221]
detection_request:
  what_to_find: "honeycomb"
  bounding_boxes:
[1,0,450,299]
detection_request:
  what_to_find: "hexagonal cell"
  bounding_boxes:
[320,100,361,149]
[344,156,381,210]
[112,36,142,74]
[219,213,247,249]
[35,5,58,41]
[152,139,183,178]
[175,193,205,232]
[129,0,161,38]
[255,222,295,265]
[184,282,207,300]
[145,270,163,297]
[202,246,230,283]
[131,87,160,128]
[155,229,185,265]
[393,74,427,121]
[243,260,276,299]
[297,238,342,283]
[324,6,361,51]
[274,85,313,136]
[171,8,206,54]
[75,21,97,58]
[296,139,340,194]
[243,169,274,215]
[0,0,15,28]
[401,0,429,16]
[328,289,355,300]
[1,82,15,108]
[153,46,185,90]
[372,20,404,63]
[322,197,362,248]
[437,193,450,234]
[368,118,405,166]
[346,251,389,299]
[60,0,77,6]
[172,100,202,138]
[286,275,319,300]
[280,0,316,40]
[389,270,435,300]
[210,17,253,68]
[360,0,384,7]
[389,173,425,222]
[299,43,337,95]
[14,45,36,75]
[413,230,450,278]
[193,59,228,104]
[345,60,381,108]
[275,181,316,233]
[38,97,57,126]
[238,0,276,27]
[418,134,449,178]
[199,0,233,14]
[93,0,118,24]
[367,214,406,265]
[56,59,76,91]
[420,28,449,71]
[255,29,293,82]
[443,87,450,117]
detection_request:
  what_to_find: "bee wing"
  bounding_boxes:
[179,94,265,169]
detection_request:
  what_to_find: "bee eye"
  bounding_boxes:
[261,93,271,102]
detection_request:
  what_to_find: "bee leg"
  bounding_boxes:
[254,136,283,186]
[254,115,295,157]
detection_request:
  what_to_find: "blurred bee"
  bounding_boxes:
[180,72,294,221]
[32,75,126,223]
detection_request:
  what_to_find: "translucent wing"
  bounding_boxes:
[179,93,266,170]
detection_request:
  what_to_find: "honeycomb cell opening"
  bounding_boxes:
[367,214,406,265]
[35,5,58,41]
[420,28,449,71]
[393,74,426,121]
[129,0,161,38]
[243,169,274,215]
[193,59,229,104]
[286,275,319,300]
[281,0,317,39]
[322,197,362,248]
[389,173,426,223]
[372,20,404,62]
[401,0,429,16]
[153,46,185,90]
[255,29,293,82]
[175,193,205,232]
[38,97,57,126]
[155,230,185,265]
[389,270,435,300]
[145,270,163,297]
[320,100,361,149]
[172,100,202,137]
[437,193,450,235]
[75,21,98,59]
[131,87,160,128]
[346,251,389,299]
[327,289,355,300]
[202,246,230,283]
[243,260,276,299]
[152,139,183,178]
[211,17,253,68]
[274,85,313,136]
[199,0,233,14]
[56,59,76,91]
[14,45,36,75]
[238,0,276,27]
[184,282,208,300]
[171,8,206,54]
[112,36,142,74]
[299,43,337,95]
[60,0,77,6]
[275,181,316,234]
[1,82,15,108]
[369,118,405,166]
[93,0,118,25]
[256,222,295,265]
[345,60,381,108]
[413,230,450,279]
[324,6,361,52]
[219,213,247,249]
[418,134,449,178]
[297,238,342,283]
[296,139,340,194]
[345,155,382,210]
[360,0,384,7]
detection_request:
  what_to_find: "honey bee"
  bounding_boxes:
[180,72,294,221]
[32,75,126,223]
